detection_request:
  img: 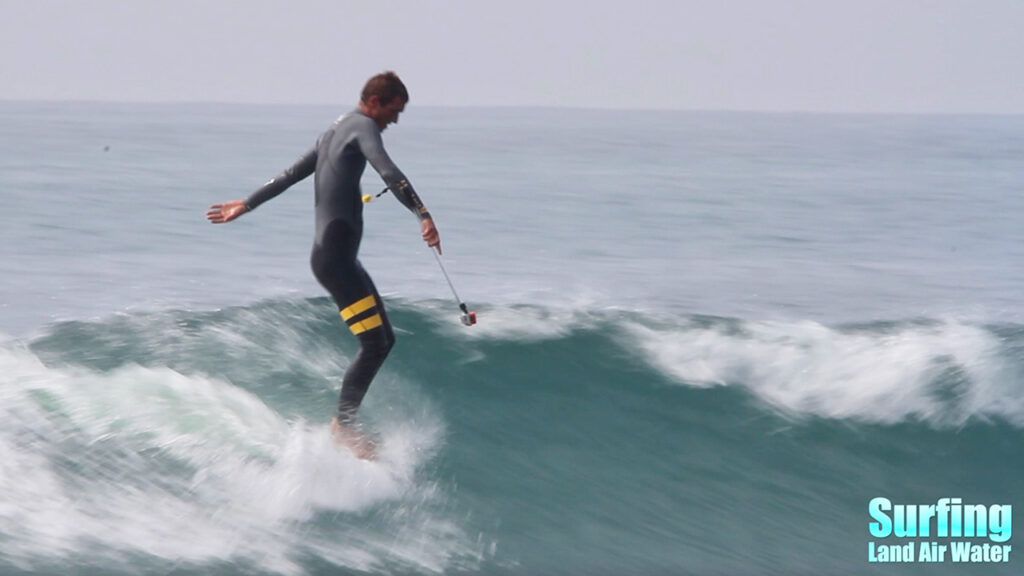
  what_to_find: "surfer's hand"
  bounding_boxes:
[206,200,249,223]
[421,217,441,254]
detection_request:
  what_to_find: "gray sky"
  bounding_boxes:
[2,0,1023,113]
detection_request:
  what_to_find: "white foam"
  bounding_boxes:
[0,423,80,561]
[0,345,476,574]
[627,318,1023,427]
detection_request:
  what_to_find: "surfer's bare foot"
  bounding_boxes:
[330,416,377,460]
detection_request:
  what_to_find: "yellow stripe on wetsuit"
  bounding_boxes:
[348,314,383,335]
[340,295,383,335]
[340,295,376,320]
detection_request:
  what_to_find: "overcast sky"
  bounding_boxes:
[2,0,1022,113]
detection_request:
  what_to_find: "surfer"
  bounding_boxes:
[206,71,440,459]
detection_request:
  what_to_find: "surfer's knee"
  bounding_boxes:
[363,327,395,359]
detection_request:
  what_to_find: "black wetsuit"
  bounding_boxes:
[244,109,430,423]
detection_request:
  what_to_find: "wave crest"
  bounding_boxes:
[627,317,1024,427]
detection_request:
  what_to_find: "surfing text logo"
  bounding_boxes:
[868,497,1012,564]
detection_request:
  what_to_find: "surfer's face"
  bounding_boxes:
[364,96,406,131]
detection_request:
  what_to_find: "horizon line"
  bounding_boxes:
[1,97,1022,118]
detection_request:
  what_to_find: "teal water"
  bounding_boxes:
[1,102,1022,574]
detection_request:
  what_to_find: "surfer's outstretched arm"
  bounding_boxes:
[206,147,317,224]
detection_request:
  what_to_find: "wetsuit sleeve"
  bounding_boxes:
[358,129,432,221]
[243,146,318,211]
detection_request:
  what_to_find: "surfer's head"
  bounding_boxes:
[361,71,408,107]
[360,71,409,131]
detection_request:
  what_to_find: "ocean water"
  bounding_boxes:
[1,101,1022,575]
